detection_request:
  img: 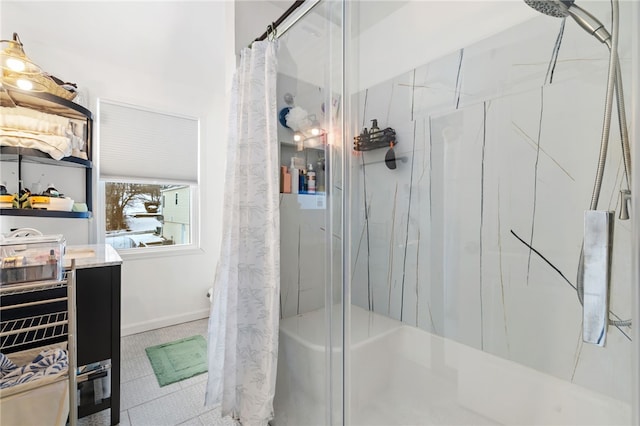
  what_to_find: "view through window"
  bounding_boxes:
[105,182,191,249]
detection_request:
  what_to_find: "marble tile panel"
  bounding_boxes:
[349,8,634,397]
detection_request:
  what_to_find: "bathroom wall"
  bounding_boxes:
[1,1,235,334]
[350,1,634,403]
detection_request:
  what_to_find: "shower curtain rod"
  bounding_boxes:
[252,0,321,44]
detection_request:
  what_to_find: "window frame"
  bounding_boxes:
[95,98,201,259]
[98,178,201,259]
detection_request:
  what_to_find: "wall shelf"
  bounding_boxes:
[0,147,92,168]
[0,208,92,219]
[1,88,94,219]
[1,87,93,121]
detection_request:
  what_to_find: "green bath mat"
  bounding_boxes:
[145,335,208,387]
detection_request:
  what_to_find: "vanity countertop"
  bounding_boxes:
[64,244,122,269]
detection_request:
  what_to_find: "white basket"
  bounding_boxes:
[0,346,69,426]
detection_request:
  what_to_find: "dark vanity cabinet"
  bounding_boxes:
[0,256,122,425]
[76,264,121,425]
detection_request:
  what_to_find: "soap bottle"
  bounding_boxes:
[307,163,316,194]
[290,158,299,194]
[299,168,307,193]
[316,158,325,192]
[370,119,380,143]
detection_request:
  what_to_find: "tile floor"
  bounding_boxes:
[78,318,237,426]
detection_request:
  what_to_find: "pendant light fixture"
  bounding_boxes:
[1,32,46,92]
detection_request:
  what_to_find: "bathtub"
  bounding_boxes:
[273,305,631,426]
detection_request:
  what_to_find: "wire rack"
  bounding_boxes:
[0,272,71,352]
[0,265,78,425]
[0,311,68,351]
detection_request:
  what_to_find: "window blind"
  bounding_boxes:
[98,100,199,183]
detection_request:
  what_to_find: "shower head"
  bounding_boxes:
[524,0,574,18]
[524,0,611,44]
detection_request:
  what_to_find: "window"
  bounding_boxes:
[98,100,199,251]
[104,182,191,249]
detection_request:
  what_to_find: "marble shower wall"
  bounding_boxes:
[350,2,634,402]
[277,72,327,319]
[277,71,344,320]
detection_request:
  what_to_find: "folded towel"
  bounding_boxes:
[0,106,71,136]
[0,131,72,160]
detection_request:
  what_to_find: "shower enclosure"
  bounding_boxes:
[271,1,639,424]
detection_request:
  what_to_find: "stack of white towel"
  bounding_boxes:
[0,106,86,160]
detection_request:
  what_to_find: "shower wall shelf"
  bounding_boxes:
[0,88,93,219]
[353,127,397,151]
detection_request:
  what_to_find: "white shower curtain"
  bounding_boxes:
[206,40,280,426]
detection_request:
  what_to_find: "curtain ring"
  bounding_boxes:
[267,22,277,41]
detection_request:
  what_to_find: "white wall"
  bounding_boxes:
[1,1,235,335]
[234,0,291,54]
[351,1,539,91]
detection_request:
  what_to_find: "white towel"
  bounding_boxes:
[0,106,71,136]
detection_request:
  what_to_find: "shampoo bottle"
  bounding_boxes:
[290,158,299,194]
[307,163,316,194]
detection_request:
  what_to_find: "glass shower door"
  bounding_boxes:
[346,1,638,425]
[272,1,344,424]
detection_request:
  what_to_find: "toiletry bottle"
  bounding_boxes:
[370,119,380,143]
[299,168,307,193]
[316,158,325,192]
[290,158,299,194]
[357,127,368,150]
[280,166,291,193]
[307,163,316,194]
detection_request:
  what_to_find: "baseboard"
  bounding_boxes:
[121,308,210,336]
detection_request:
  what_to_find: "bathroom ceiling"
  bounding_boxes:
[235,0,411,51]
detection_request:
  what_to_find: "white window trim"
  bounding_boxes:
[95,98,201,257]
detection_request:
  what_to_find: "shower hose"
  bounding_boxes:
[575,0,632,328]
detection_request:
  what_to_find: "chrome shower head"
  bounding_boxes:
[524,0,574,18]
[524,0,611,44]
